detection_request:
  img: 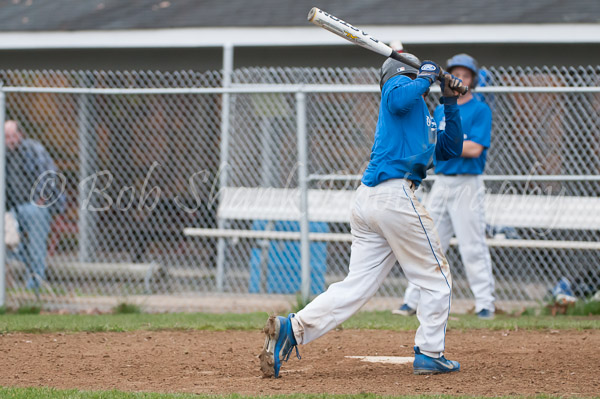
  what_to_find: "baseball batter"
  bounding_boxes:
[260,55,464,377]
[395,54,495,319]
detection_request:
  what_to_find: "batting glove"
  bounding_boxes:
[416,61,440,85]
[440,72,463,98]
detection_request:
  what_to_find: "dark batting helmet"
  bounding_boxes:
[379,53,421,90]
[446,53,479,88]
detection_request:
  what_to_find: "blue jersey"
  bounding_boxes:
[362,75,464,187]
[433,97,492,175]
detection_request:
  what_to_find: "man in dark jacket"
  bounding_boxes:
[5,120,64,290]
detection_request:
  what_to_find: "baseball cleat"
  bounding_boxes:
[413,346,460,375]
[392,303,416,316]
[259,313,300,378]
[476,309,495,319]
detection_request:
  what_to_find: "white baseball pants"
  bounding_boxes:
[291,179,453,357]
[403,175,495,313]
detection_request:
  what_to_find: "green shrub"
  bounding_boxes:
[566,300,600,316]
[112,302,142,314]
[519,307,540,316]
[17,304,42,315]
[291,294,312,313]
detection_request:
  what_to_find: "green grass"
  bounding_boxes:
[0,387,587,399]
[0,312,267,333]
[342,311,600,331]
[0,311,598,334]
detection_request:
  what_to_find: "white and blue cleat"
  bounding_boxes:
[476,309,495,319]
[392,303,417,316]
[413,346,460,375]
[259,314,301,378]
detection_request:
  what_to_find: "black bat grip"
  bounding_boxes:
[389,51,469,95]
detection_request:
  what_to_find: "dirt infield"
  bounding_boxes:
[0,328,598,397]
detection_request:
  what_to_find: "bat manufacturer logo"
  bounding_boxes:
[319,9,380,44]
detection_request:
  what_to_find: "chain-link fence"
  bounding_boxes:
[1,65,599,313]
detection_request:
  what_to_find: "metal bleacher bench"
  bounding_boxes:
[184,186,600,250]
[5,259,161,293]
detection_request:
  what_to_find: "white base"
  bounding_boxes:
[345,356,414,365]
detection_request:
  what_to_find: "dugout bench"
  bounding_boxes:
[184,186,600,292]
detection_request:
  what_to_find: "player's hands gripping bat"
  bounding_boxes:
[440,72,463,98]
[307,7,468,94]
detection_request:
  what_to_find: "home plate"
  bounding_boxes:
[345,356,414,364]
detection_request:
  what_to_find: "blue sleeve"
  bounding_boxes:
[467,103,492,148]
[435,97,463,161]
[383,75,431,115]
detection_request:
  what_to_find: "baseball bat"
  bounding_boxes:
[307,7,468,94]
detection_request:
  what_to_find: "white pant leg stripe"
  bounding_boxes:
[403,185,452,351]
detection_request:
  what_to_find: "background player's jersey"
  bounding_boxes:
[433,98,492,175]
[362,75,463,187]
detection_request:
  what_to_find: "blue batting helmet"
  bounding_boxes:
[446,53,479,88]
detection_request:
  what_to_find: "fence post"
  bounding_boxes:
[0,86,6,308]
[296,90,311,303]
[216,43,234,292]
[78,92,93,262]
